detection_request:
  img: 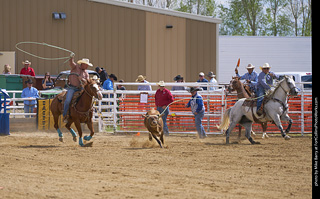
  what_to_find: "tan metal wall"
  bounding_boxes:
[145,12,186,83]
[0,0,146,82]
[0,0,218,84]
[186,19,218,82]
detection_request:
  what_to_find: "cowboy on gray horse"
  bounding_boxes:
[256,63,280,116]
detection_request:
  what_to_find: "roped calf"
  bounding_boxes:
[142,109,164,148]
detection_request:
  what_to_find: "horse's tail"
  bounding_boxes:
[216,108,231,131]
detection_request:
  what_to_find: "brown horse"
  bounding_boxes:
[51,79,103,146]
[228,77,268,139]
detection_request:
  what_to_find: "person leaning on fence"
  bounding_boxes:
[42,72,54,90]
[136,75,152,91]
[21,79,39,118]
[207,72,218,91]
[155,81,174,136]
[171,75,186,91]
[20,60,35,76]
[197,72,209,91]
[63,56,92,123]
[185,87,207,139]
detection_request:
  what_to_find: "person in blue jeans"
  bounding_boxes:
[186,87,207,139]
[63,56,92,122]
[21,79,39,118]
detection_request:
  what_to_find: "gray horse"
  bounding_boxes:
[218,76,299,144]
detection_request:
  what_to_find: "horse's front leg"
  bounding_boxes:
[84,119,94,141]
[65,120,77,142]
[281,114,293,134]
[74,120,84,146]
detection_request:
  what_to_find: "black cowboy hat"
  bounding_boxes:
[25,79,33,84]
[173,75,183,81]
[109,74,118,81]
[187,87,202,93]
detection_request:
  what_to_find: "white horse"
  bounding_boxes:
[218,75,299,144]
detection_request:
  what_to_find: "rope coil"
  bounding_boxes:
[15,41,74,62]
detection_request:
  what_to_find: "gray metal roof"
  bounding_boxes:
[90,0,222,24]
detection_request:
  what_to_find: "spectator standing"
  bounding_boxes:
[95,67,108,86]
[42,72,54,90]
[155,81,174,136]
[197,72,208,91]
[171,75,186,91]
[103,74,117,90]
[21,79,39,118]
[136,75,152,91]
[20,60,35,76]
[2,64,11,74]
[207,72,218,91]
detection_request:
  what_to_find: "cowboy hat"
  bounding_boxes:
[259,63,271,70]
[136,75,146,82]
[206,71,216,78]
[25,79,33,84]
[246,64,255,69]
[187,87,202,93]
[109,74,118,81]
[77,58,93,67]
[157,81,165,87]
[22,60,31,65]
[173,75,183,81]
[199,72,205,76]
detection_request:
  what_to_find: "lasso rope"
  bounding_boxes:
[15,41,74,63]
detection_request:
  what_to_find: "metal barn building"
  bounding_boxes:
[218,36,312,84]
[0,0,221,83]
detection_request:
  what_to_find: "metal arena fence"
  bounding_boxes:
[1,82,312,135]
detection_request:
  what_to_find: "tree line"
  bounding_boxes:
[121,0,312,36]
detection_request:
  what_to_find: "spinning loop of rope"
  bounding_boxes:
[15,41,74,63]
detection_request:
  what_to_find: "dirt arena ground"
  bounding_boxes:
[0,132,312,199]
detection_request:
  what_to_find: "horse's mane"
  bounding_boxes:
[265,76,287,97]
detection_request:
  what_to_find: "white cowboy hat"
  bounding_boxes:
[135,75,146,82]
[260,63,271,70]
[157,80,165,87]
[77,58,93,67]
[199,72,205,76]
[22,60,31,65]
[206,71,216,77]
[246,63,255,69]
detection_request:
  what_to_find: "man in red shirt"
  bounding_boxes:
[155,81,174,136]
[20,60,35,76]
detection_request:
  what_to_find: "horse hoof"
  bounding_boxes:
[284,135,291,140]
[59,137,64,142]
[73,136,77,142]
[84,135,92,141]
[252,141,261,145]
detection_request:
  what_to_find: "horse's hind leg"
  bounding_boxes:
[53,114,63,142]
[243,122,260,144]
[225,121,238,144]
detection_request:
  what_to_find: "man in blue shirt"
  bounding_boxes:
[197,72,209,91]
[256,63,279,116]
[235,63,258,93]
[21,79,39,118]
[102,74,117,90]
[185,87,207,139]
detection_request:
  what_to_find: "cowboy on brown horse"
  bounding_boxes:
[51,55,103,146]
[63,55,93,123]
